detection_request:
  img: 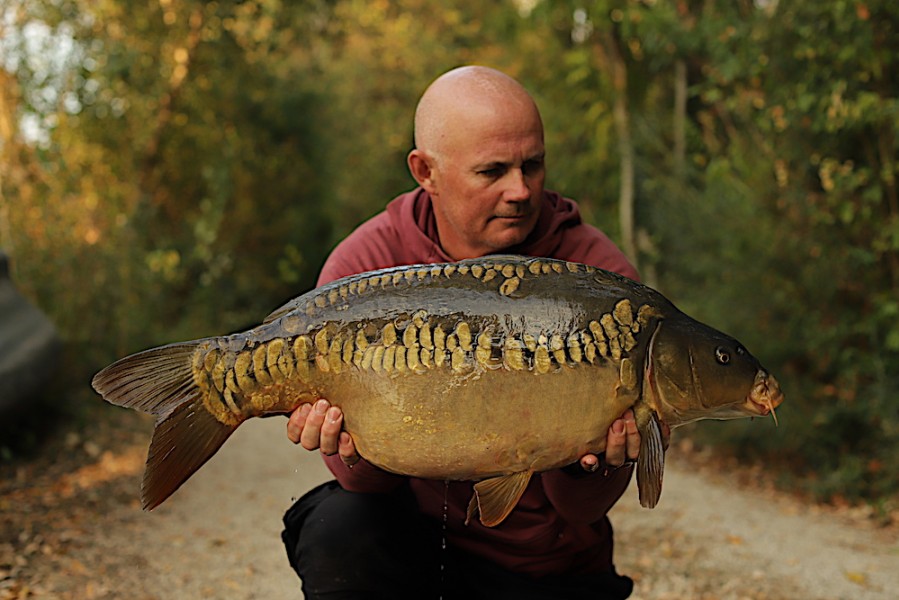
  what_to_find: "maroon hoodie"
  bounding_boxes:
[316,187,639,578]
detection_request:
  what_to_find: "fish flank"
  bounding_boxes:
[242,301,651,378]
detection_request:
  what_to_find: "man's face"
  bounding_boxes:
[426,102,545,260]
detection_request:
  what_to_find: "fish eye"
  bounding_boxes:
[715,347,731,365]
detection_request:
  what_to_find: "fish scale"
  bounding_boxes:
[92,255,784,526]
[195,296,651,429]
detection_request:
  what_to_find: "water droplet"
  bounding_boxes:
[439,480,449,598]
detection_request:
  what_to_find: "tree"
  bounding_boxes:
[1,0,333,360]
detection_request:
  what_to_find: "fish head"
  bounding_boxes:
[645,318,784,428]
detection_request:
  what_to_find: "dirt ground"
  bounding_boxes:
[2,406,897,600]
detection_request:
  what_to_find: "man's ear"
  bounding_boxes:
[407,149,437,194]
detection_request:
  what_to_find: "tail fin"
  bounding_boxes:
[92,342,238,510]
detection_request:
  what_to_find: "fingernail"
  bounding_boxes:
[327,407,341,423]
[314,399,328,414]
[612,420,625,435]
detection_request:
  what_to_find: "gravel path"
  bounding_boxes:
[609,456,898,599]
[2,416,897,599]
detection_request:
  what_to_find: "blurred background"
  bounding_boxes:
[0,0,896,513]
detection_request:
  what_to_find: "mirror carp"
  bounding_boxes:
[92,255,784,527]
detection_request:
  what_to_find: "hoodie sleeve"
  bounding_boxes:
[317,215,402,285]
[540,465,634,525]
[525,191,639,282]
[321,453,406,493]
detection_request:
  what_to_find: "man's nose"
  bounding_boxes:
[503,169,531,202]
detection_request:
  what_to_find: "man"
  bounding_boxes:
[282,66,644,600]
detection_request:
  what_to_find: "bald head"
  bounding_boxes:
[406,66,547,260]
[413,66,543,157]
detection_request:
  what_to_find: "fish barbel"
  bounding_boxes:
[92,255,784,526]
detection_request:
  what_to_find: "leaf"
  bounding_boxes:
[844,570,868,586]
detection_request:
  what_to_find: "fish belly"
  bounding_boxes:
[321,363,631,480]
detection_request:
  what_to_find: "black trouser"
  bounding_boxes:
[281,481,633,600]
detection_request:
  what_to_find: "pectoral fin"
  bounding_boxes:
[636,410,666,508]
[465,471,533,527]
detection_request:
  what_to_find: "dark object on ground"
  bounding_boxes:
[0,251,61,418]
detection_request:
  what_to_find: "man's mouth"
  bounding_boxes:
[492,212,530,222]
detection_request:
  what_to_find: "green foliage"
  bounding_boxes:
[630,0,899,503]
[2,0,897,505]
[2,0,335,362]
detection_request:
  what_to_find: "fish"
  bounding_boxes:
[92,255,784,526]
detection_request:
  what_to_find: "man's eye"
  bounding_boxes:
[478,168,503,178]
[522,160,544,175]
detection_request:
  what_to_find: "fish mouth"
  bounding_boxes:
[743,370,784,424]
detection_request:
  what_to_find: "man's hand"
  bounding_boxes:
[287,399,360,466]
[578,409,670,473]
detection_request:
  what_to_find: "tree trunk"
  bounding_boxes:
[673,58,687,176]
[606,36,638,270]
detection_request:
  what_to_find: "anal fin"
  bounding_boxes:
[465,471,533,527]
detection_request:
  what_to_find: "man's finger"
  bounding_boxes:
[287,403,312,444]
[318,406,343,455]
[604,418,627,466]
[624,413,640,460]
[338,432,360,466]
[299,399,329,451]
[579,454,600,472]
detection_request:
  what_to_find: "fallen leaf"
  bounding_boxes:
[67,559,89,576]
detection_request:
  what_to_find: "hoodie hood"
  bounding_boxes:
[386,188,583,264]
[318,186,637,286]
